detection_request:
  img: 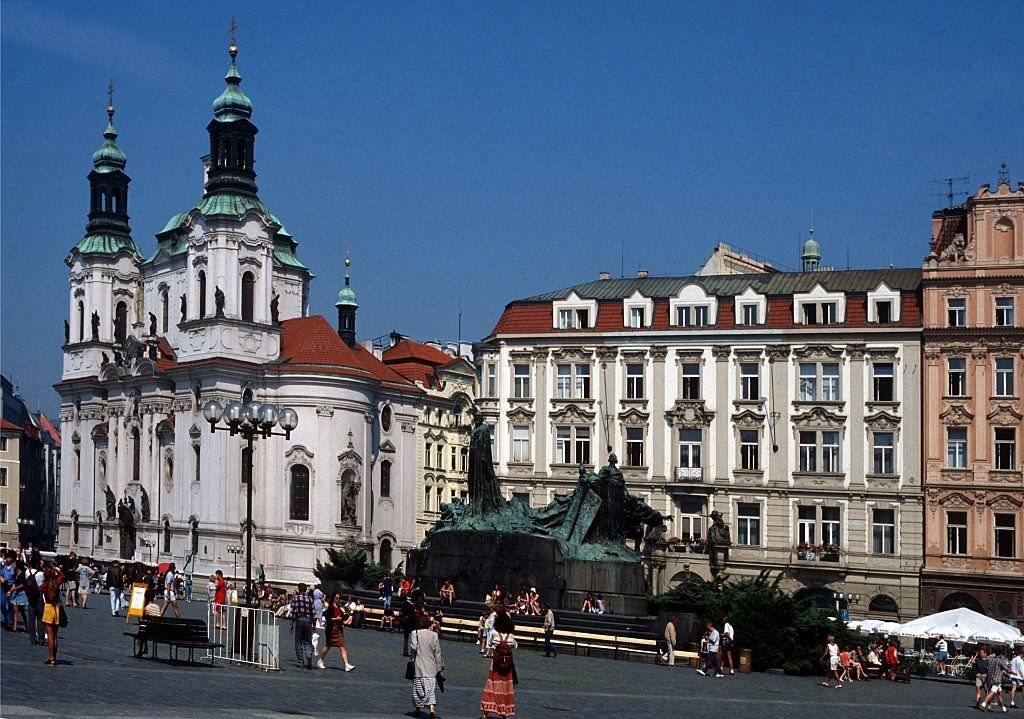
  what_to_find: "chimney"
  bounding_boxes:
[599,271,611,281]
[637,269,649,279]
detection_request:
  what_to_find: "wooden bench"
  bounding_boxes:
[124,616,223,665]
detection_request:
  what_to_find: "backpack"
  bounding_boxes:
[493,635,514,675]
[24,570,41,604]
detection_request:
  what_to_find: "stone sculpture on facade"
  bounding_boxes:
[104,485,116,521]
[180,294,187,324]
[117,498,136,559]
[215,287,225,317]
[91,311,100,340]
[140,486,151,523]
[468,409,505,515]
[707,510,732,575]
[148,312,157,336]
[339,473,360,526]
[270,293,280,324]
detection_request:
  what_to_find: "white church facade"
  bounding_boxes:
[56,41,423,583]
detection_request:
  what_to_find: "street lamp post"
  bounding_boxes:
[226,544,243,589]
[202,398,298,607]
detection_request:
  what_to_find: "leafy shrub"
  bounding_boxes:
[314,547,368,585]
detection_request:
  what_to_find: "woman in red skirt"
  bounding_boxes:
[480,610,518,718]
[317,592,355,672]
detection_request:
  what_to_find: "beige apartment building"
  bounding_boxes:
[921,168,1024,626]
[0,419,22,548]
[479,247,924,620]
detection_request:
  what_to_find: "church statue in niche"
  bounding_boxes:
[104,484,116,521]
[117,498,136,559]
[214,287,225,317]
[339,470,360,526]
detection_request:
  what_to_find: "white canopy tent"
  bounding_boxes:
[895,608,1022,644]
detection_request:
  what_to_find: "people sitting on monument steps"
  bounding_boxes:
[439,578,456,607]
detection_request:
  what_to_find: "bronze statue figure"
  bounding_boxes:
[104,485,116,520]
[707,510,732,575]
[214,287,225,317]
[270,293,280,324]
[467,409,504,515]
[91,311,100,340]
[148,312,157,336]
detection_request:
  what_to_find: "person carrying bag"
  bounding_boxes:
[408,614,446,719]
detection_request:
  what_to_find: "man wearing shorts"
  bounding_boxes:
[935,636,948,675]
[980,647,1010,713]
[160,563,182,617]
[820,635,842,688]
[722,616,736,675]
[76,559,95,609]
[1009,646,1024,708]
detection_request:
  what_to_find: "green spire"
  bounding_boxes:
[91,81,127,173]
[802,225,822,272]
[336,253,358,307]
[212,25,253,122]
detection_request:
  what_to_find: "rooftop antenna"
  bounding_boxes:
[931,175,970,208]
[457,293,462,346]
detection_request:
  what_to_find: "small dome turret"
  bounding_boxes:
[91,98,127,173]
[212,42,253,122]
[802,226,822,272]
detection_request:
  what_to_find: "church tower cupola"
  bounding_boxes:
[204,22,258,198]
[801,225,822,272]
[336,253,358,347]
[85,83,132,241]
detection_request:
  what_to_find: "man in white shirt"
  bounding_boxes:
[702,622,723,677]
[935,635,949,675]
[820,636,842,688]
[1010,646,1024,709]
[722,616,736,675]
[160,562,182,618]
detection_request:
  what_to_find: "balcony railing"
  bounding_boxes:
[675,466,704,481]
[795,544,841,562]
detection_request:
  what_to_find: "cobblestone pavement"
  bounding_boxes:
[2,599,981,718]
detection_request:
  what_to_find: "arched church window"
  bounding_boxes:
[290,465,310,521]
[198,271,207,318]
[77,301,85,341]
[379,538,393,571]
[163,519,172,554]
[380,460,392,498]
[114,301,128,344]
[241,272,255,322]
[131,427,141,483]
[161,289,169,333]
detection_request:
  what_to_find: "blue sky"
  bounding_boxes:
[2,0,1022,415]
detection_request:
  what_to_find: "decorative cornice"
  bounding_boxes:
[666,400,714,428]
[791,406,846,429]
[939,403,974,426]
[617,407,649,426]
[765,344,791,361]
[792,344,845,361]
[552,346,594,362]
[987,404,1022,426]
[550,403,595,423]
[649,346,668,361]
[316,405,335,418]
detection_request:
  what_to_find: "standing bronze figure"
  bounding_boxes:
[467,409,504,515]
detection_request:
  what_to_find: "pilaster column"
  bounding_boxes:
[712,346,731,482]
[766,344,790,486]
[847,344,866,488]
[971,347,988,465]
[533,348,549,478]
[650,346,668,481]
[596,348,618,458]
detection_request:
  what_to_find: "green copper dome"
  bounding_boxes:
[212,50,253,122]
[92,110,127,173]
[802,228,821,260]
[336,260,357,307]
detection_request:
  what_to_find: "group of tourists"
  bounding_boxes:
[820,636,896,687]
[287,582,357,672]
[661,616,735,676]
[971,645,1024,712]
[0,548,67,665]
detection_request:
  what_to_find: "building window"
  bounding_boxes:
[801,302,837,325]
[798,505,816,544]
[872,362,895,402]
[460,448,468,473]
[556,363,591,399]
[678,429,702,468]
[681,362,701,400]
[875,300,894,324]
[241,273,255,321]
[995,514,1017,558]
[193,445,201,483]
[946,427,968,468]
[995,297,1015,327]
[739,362,760,401]
[947,297,966,327]
[512,492,530,507]
[739,429,759,470]
[163,519,172,554]
[676,496,704,539]
[799,431,817,472]
[0,503,6,525]
[558,308,589,329]
[822,506,841,546]
[77,300,85,341]
[995,358,1015,397]
[485,364,496,397]
[379,538,393,570]
[114,301,128,344]
[871,508,895,554]
[380,460,391,498]
[946,511,968,555]
[798,362,840,402]
[872,432,895,474]
[625,427,645,467]
[947,357,967,397]
[0,437,6,452]
[289,466,310,521]
[161,289,169,333]
[198,270,207,318]
[512,364,531,398]
[737,503,761,546]
[994,428,1016,470]
[435,444,444,469]
[131,427,141,482]
[629,306,646,328]
[740,304,760,326]
[555,426,590,465]
[625,363,645,399]
[822,431,840,472]
[0,468,6,487]
[676,305,709,327]
[425,442,432,468]
[511,425,531,463]
[450,446,457,471]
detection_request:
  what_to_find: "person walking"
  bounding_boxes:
[75,559,95,609]
[317,592,355,672]
[40,564,64,665]
[160,562,182,618]
[663,616,678,667]
[289,583,315,669]
[5,561,29,633]
[410,613,446,719]
[184,574,193,603]
[543,603,557,658]
[1008,646,1024,708]
[481,611,518,718]
[701,621,722,677]
[0,551,14,629]
[980,646,1010,713]
[973,647,991,707]
[935,635,949,676]
[400,595,418,657]
[820,635,842,688]
[722,616,736,674]
[106,561,123,617]
[24,557,44,645]
[213,570,228,629]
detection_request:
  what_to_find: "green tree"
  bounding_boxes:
[313,547,368,585]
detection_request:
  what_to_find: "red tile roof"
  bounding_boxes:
[276,316,418,391]
[37,413,61,447]
[0,419,22,433]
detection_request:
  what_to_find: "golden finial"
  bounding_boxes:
[229,16,238,57]
[345,245,351,268]
[106,80,115,120]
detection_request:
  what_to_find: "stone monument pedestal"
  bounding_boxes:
[409,530,648,616]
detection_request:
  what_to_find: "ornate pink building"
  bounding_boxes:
[921,166,1024,626]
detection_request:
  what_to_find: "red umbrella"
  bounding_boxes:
[157,562,172,574]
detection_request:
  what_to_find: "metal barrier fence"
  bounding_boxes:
[206,602,281,671]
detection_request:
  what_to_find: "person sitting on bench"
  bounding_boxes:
[134,589,162,657]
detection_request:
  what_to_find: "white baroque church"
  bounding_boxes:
[56,41,422,582]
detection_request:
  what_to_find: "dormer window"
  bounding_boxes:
[875,300,893,323]
[557,308,590,329]
[675,305,709,327]
[867,283,901,323]
[622,291,654,328]
[734,286,767,327]
[740,304,760,325]
[629,306,646,328]
[802,302,836,325]
[552,292,597,330]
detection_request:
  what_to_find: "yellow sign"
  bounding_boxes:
[126,583,148,623]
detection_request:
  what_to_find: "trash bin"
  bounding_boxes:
[738,648,753,673]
